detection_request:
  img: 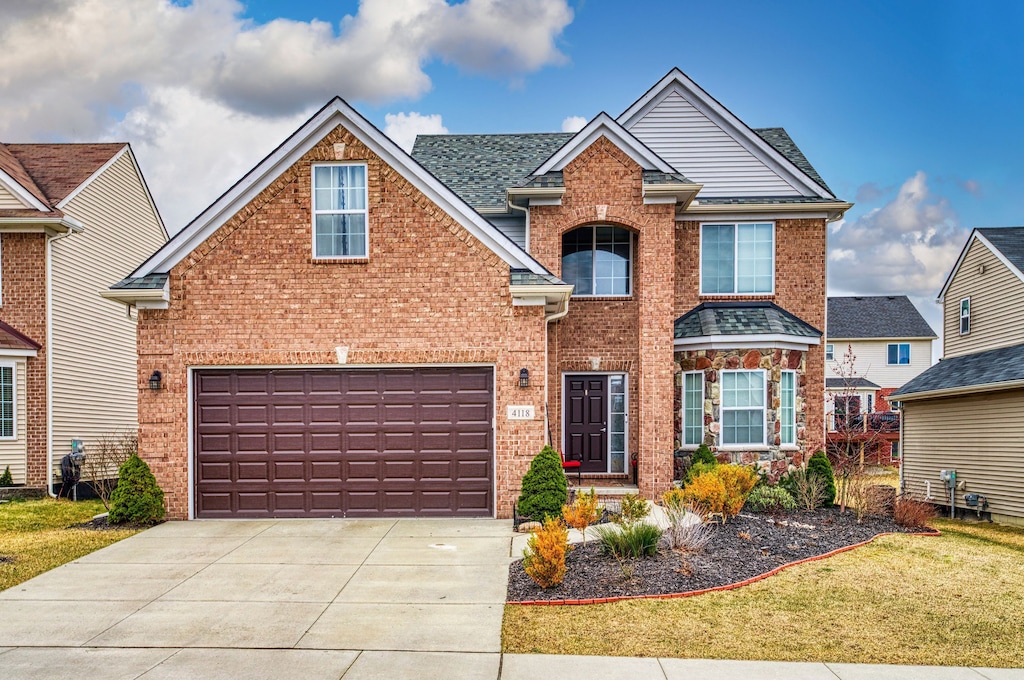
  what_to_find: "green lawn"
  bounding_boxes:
[0,498,142,591]
[503,519,1024,667]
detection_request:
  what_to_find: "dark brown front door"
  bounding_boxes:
[564,375,607,473]
[193,367,493,518]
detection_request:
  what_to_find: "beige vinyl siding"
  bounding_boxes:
[0,184,28,209]
[49,150,165,462]
[0,359,28,484]
[626,90,801,197]
[944,239,1024,358]
[825,339,933,388]
[902,390,1024,519]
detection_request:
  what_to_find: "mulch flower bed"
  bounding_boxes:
[71,515,163,532]
[508,507,934,603]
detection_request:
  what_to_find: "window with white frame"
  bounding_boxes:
[887,343,910,365]
[609,375,627,473]
[721,370,766,446]
[682,371,704,447]
[0,363,13,439]
[891,441,901,461]
[313,164,368,258]
[561,225,632,296]
[700,223,774,294]
[960,297,971,335]
[825,344,834,361]
[780,370,796,446]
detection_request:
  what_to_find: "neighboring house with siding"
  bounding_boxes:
[892,227,1024,525]
[825,296,936,465]
[104,68,849,520]
[0,142,166,489]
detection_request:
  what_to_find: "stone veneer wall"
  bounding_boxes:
[676,347,809,478]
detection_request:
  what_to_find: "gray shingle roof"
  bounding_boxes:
[976,227,1024,274]
[510,269,568,286]
[110,274,168,290]
[675,302,821,339]
[411,133,572,212]
[891,342,1024,398]
[827,296,937,340]
[752,128,832,196]
[826,377,880,390]
[694,196,842,205]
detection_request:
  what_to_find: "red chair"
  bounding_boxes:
[560,450,581,484]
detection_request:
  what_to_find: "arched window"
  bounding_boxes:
[561,225,632,296]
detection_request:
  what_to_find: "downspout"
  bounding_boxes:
[897,401,905,494]
[46,228,77,497]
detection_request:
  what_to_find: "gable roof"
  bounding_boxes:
[891,341,1024,400]
[938,227,1024,303]
[618,68,835,199]
[531,112,675,176]
[4,144,125,206]
[0,320,41,352]
[826,377,880,390]
[0,143,49,209]
[131,97,552,279]
[827,296,937,340]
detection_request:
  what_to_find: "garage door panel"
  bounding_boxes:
[194,367,493,518]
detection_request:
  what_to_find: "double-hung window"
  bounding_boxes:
[0,363,13,439]
[887,343,910,365]
[682,371,704,447]
[701,223,774,294]
[561,225,632,296]
[825,344,834,361]
[721,370,766,446]
[959,298,971,335]
[313,164,368,258]
[780,370,796,446]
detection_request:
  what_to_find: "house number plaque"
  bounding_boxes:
[507,405,535,420]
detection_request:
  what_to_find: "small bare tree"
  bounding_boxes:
[80,430,138,510]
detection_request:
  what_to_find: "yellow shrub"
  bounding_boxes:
[679,472,726,517]
[523,517,569,588]
[716,464,759,520]
[661,487,688,513]
[562,488,601,545]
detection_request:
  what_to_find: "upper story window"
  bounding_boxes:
[959,297,971,335]
[700,223,774,295]
[313,164,368,259]
[887,342,911,365]
[561,225,632,296]
[825,344,834,361]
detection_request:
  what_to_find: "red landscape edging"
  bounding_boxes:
[508,527,941,606]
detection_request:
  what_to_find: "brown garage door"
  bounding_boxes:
[193,367,493,518]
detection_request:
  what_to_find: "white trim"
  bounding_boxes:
[617,69,834,199]
[720,368,768,447]
[895,378,1024,402]
[0,360,16,440]
[0,169,49,211]
[959,296,971,335]
[134,98,547,278]
[533,112,676,176]
[681,370,704,448]
[561,371,630,475]
[825,343,834,361]
[938,230,1024,303]
[310,162,369,260]
[674,334,819,350]
[0,233,3,307]
[780,369,796,446]
[886,342,911,366]
[99,280,170,309]
[0,348,37,358]
[0,215,85,234]
[698,222,775,296]
[680,204,852,223]
[55,145,126,209]
[187,367,194,520]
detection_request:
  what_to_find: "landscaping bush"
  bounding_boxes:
[108,454,165,524]
[0,465,12,486]
[690,443,717,467]
[781,468,827,512]
[517,445,568,522]
[683,461,718,487]
[746,484,797,513]
[562,487,602,546]
[807,450,836,506]
[680,470,726,517]
[893,494,937,528]
[716,464,759,520]
[661,488,713,552]
[523,517,569,588]
[617,492,650,526]
[596,522,663,559]
[81,430,137,510]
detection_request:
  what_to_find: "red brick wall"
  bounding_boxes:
[530,137,676,498]
[0,234,48,486]
[136,125,548,519]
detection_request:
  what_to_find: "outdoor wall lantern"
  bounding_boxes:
[148,370,163,391]
[519,368,529,389]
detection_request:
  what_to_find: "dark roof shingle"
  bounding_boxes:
[976,227,1024,274]
[675,302,821,339]
[827,296,936,340]
[892,342,1024,398]
[752,128,832,196]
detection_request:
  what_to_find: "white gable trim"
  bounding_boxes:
[56,145,127,209]
[0,169,48,211]
[937,230,1024,303]
[134,98,547,277]
[617,69,833,199]
[532,112,675,176]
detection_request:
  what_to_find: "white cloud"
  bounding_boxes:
[0,0,573,231]
[828,171,969,300]
[561,115,587,132]
[384,112,448,152]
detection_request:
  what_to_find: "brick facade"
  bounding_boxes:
[0,233,48,486]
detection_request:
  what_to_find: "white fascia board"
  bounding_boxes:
[533,113,675,176]
[617,69,834,199]
[0,170,49,211]
[937,230,1024,304]
[642,183,701,206]
[0,216,84,234]
[674,333,820,350]
[99,281,170,308]
[0,348,37,357]
[510,283,573,316]
[135,98,547,278]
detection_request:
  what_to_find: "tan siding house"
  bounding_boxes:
[894,227,1024,525]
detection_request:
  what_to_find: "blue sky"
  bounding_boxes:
[1,0,1021,338]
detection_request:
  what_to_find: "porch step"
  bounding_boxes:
[570,484,639,500]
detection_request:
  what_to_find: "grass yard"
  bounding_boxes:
[503,519,1024,667]
[0,498,142,591]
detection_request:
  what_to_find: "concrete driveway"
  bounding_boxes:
[0,518,514,679]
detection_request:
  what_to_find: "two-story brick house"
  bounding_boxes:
[0,142,166,489]
[893,227,1024,525]
[105,69,849,520]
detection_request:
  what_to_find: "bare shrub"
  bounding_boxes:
[894,494,937,529]
[81,430,137,511]
[789,469,826,512]
[842,470,888,523]
[661,489,713,553]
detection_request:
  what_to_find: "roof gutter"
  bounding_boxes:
[642,183,702,208]
[683,201,853,222]
[0,215,85,235]
[893,378,1024,403]
[99,282,170,309]
[510,283,574,320]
